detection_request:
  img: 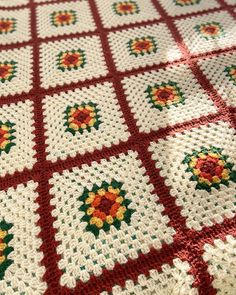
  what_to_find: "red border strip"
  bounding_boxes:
[216,0,236,18]
[29,0,63,293]
[187,252,216,295]
[135,144,189,238]
[0,168,40,191]
[0,3,29,10]
[71,243,181,295]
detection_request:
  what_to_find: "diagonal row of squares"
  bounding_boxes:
[0,3,235,44]
[0,48,236,174]
[0,0,235,43]
[0,9,236,96]
[0,0,235,17]
[0,48,236,172]
[0,0,235,42]
[0,0,228,25]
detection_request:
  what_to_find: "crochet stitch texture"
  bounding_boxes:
[0,0,235,294]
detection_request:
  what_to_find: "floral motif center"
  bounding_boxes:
[183,146,236,191]
[79,180,134,237]
[0,121,16,155]
[224,65,236,85]
[0,18,16,34]
[0,220,13,280]
[97,197,115,215]
[194,22,225,39]
[112,1,140,16]
[0,61,17,83]
[51,10,77,27]
[200,160,218,174]
[64,102,102,135]
[57,49,86,71]
[145,81,185,110]
[158,89,172,100]
[128,36,157,57]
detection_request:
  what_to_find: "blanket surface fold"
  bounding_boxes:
[0,0,236,294]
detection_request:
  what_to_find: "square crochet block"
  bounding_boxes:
[122,63,217,132]
[0,8,31,45]
[0,181,46,293]
[108,23,182,72]
[50,151,175,288]
[0,100,36,177]
[198,51,236,107]
[175,11,236,54]
[43,82,130,162]
[0,0,236,294]
[149,121,236,230]
[39,36,108,88]
[0,46,33,97]
[36,0,96,38]
[95,0,160,29]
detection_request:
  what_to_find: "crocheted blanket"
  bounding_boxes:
[0,0,236,294]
